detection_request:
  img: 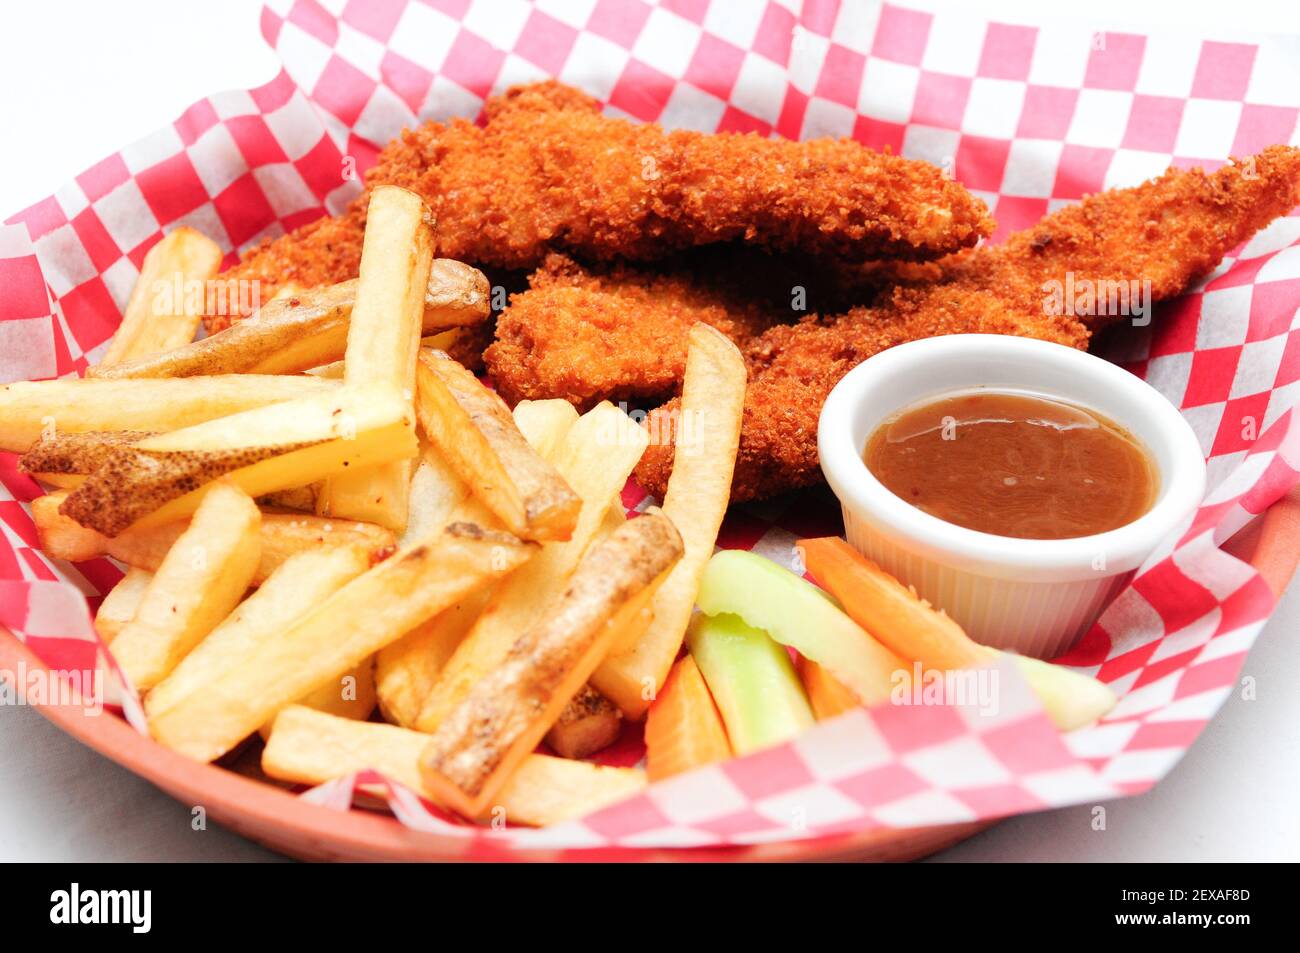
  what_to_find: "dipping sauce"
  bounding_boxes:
[864,391,1157,540]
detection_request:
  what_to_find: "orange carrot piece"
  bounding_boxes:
[795,656,862,721]
[644,656,732,782]
[799,537,986,670]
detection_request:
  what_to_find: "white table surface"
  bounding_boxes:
[2,0,1297,862]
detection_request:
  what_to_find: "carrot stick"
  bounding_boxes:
[799,537,986,670]
[644,656,732,782]
[795,656,862,721]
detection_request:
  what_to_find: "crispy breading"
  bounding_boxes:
[211,81,991,330]
[636,147,1300,501]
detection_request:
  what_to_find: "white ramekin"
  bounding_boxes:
[817,334,1206,659]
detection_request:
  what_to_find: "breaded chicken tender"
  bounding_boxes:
[211,81,991,329]
[636,147,1300,501]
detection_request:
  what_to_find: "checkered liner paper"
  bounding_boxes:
[3,0,1300,853]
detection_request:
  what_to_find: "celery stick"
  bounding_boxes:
[687,612,814,755]
[697,550,903,705]
[1002,653,1117,731]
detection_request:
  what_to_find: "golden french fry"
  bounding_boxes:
[94,568,153,643]
[416,349,580,542]
[415,401,649,733]
[260,659,376,740]
[546,684,623,760]
[0,375,339,454]
[59,384,416,536]
[374,587,490,729]
[89,262,487,381]
[512,399,579,459]
[318,186,434,532]
[20,431,151,480]
[145,545,372,718]
[263,705,645,828]
[148,522,534,761]
[593,324,746,717]
[99,227,222,366]
[109,483,262,690]
[31,490,394,580]
[420,512,682,819]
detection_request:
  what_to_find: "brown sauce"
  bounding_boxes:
[864,391,1157,540]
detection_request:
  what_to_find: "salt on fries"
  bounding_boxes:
[318,185,434,531]
[99,227,223,366]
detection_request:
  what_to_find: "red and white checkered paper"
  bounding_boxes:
[3,0,1300,855]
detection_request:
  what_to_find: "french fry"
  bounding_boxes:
[259,660,375,740]
[305,329,465,380]
[20,431,151,480]
[94,568,153,643]
[512,399,579,458]
[145,545,372,718]
[88,260,488,380]
[375,401,570,728]
[545,684,623,759]
[374,587,490,729]
[262,706,646,828]
[148,522,534,761]
[318,186,434,532]
[59,384,417,536]
[420,512,681,819]
[109,483,262,690]
[31,490,394,580]
[99,227,222,366]
[415,401,649,733]
[416,349,580,542]
[592,324,746,717]
[0,375,339,454]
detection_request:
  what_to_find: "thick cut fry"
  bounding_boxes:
[319,186,434,531]
[374,587,491,729]
[59,384,416,536]
[109,484,262,690]
[592,324,746,716]
[420,512,682,819]
[94,568,153,643]
[415,401,649,733]
[100,227,222,366]
[512,399,579,458]
[89,261,488,380]
[149,522,534,761]
[796,657,862,721]
[399,449,472,548]
[545,684,623,759]
[145,546,372,718]
[258,660,375,740]
[263,706,645,827]
[0,375,339,454]
[20,431,152,480]
[416,349,580,542]
[644,655,732,781]
[31,490,394,580]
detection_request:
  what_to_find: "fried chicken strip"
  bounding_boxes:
[636,147,1300,502]
[485,248,878,409]
[211,82,990,330]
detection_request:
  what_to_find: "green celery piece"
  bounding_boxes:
[687,612,814,755]
[697,549,902,705]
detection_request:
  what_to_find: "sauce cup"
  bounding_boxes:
[817,334,1206,659]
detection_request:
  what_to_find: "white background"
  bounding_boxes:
[1,0,1298,862]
